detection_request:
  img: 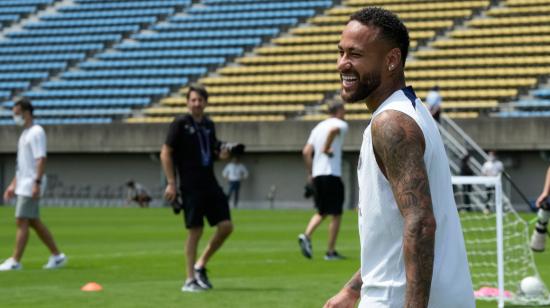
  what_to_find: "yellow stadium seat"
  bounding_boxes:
[201,74,340,85]
[468,15,550,27]
[451,26,550,38]
[487,6,550,17]
[432,36,550,48]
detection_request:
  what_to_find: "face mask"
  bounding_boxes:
[12,115,25,126]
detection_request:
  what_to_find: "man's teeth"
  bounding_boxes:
[342,75,357,81]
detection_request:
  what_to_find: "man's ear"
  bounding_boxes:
[386,47,402,72]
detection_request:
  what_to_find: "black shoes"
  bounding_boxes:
[194,266,213,289]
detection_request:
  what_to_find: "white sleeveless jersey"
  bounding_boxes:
[357,87,474,308]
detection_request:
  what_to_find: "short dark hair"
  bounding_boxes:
[186,83,208,102]
[14,98,33,115]
[350,7,409,66]
[327,100,344,114]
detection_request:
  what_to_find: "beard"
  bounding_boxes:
[340,70,382,103]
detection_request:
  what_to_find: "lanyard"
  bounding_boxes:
[191,119,211,167]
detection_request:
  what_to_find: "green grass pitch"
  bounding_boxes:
[0,207,548,307]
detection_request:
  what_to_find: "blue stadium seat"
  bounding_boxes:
[40,8,174,20]
[34,108,133,117]
[25,88,170,98]
[7,25,140,37]
[0,0,53,7]
[533,89,550,98]
[0,34,121,46]
[0,62,66,71]
[42,78,188,89]
[133,29,279,40]
[0,43,104,54]
[0,72,48,80]
[117,38,261,50]
[0,90,12,98]
[59,0,190,11]
[0,14,20,22]
[515,100,550,108]
[97,48,243,60]
[153,18,298,31]
[169,10,316,22]
[25,17,156,28]
[0,53,85,63]
[187,1,331,13]
[62,68,206,79]
[0,81,30,90]
[79,58,225,69]
[0,6,36,14]
[2,98,151,108]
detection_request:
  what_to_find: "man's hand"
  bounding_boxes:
[324,288,360,308]
[31,183,40,199]
[536,192,549,208]
[164,183,177,202]
[323,148,334,158]
[3,184,15,203]
[219,147,230,160]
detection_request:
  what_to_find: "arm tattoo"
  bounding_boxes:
[344,270,362,293]
[372,111,436,308]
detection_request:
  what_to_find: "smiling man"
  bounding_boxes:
[324,7,474,308]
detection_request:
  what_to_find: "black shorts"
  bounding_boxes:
[181,185,231,229]
[313,175,344,216]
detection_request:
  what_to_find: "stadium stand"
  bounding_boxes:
[414,0,550,117]
[0,0,191,125]
[130,0,490,123]
[3,0,550,124]
[1,0,331,125]
[0,0,55,29]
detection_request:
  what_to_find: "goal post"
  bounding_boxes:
[452,175,550,307]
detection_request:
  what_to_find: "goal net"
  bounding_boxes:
[452,176,550,307]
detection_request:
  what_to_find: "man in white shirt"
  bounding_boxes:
[425,85,442,122]
[481,151,504,213]
[1,98,67,271]
[325,7,473,308]
[222,157,248,208]
[298,100,348,261]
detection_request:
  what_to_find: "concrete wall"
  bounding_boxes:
[0,117,548,207]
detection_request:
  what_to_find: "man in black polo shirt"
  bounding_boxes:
[160,83,233,293]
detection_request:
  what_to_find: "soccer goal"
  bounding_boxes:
[452,175,550,307]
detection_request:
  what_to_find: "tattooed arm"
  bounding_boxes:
[371,110,436,308]
[324,270,362,308]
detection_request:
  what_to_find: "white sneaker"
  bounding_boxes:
[181,279,206,292]
[0,257,22,271]
[43,253,67,269]
[530,231,547,252]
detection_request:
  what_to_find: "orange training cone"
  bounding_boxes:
[81,282,103,292]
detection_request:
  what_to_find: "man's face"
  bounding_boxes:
[12,105,22,117]
[337,21,388,103]
[187,90,207,117]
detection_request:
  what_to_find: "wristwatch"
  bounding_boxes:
[34,179,41,185]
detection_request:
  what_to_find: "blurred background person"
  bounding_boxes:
[222,156,248,208]
[426,85,442,122]
[0,98,67,271]
[298,100,348,261]
[126,180,152,208]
